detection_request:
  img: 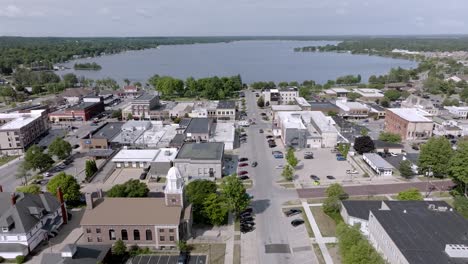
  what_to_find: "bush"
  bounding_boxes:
[112,239,127,256]
[454,196,468,219]
[397,188,423,201]
[378,132,402,143]
[0,256,4,263]
[323,196,341,214]
[326,183,348,200]
[15,256,25,264]
[336,223,385,264]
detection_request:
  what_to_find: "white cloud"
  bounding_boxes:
[0,5,22,17]
[136,8,152,18]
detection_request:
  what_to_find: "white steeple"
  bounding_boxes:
[165,166,184,194]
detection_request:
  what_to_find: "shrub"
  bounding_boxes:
[15,256,25,264]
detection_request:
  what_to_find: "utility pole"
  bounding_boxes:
[425,166,433,198]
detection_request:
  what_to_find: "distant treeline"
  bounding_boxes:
[74,62,102,70]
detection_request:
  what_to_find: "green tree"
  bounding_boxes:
[220,175,251,217]
[360,128,368,136]
[418,137,453,177]
[453,196,468,218]
[323,196,341,214]
[396,188,423,201]
[186,180,217,222]
[46,172,81,202]
[203,193,228,226]
[85,160,98,180]
[399,160,414,178]
[177,240,189,252]
[336,223,385,264]
[107,179,149,197]
[127,113,133,120]
[15,255,25,264]
[63,73,78,85]
[384,90,402,101]
[257,96,265,108]
[15,161,31,186]
[448,141,468,196]
[24,145,53,171]
[378,132,402,143]
[281,165,294,181]
[353,136,375,154]
[112,239,127,256]
[48,137,72,160]
[326,183,348,200]
[346,92,361,101]
[286,148,298,167]
[380,99,390,107]
[16,184,41,194]
[123,79,130,86]
[111,109,122,119]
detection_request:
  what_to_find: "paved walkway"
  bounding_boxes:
[224,213,234,264]
[301,201,334,264]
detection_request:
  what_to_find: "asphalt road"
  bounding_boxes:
[297,179,455,198]
[242,90,315,264]
[0,158,23,192]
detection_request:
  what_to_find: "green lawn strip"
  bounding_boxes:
[312,243,326,264]
[190,243,226,264]
[310,206,337,237]
[0,155,18,166]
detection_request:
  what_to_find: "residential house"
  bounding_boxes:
[444,106,468,119]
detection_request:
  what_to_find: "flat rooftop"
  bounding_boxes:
[217,101,236,109]
[176,142,224,161]
[153,148,178,163]
[295,97,311,107]
[185,118,210,134]
[69,102,100,110]
[0,110,44,130]
[210,122,235,143]
[271,105,302,112]
[134,93,158,102]
[363,153,394,169]
[387,108,432,122]
[87,122,123,140]
[278,112,306,129]
[112,149,159,162]
[336,100,368,111]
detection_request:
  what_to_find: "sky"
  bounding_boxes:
[0,0,467,37]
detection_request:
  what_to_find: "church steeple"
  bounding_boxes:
[164,166,184,207]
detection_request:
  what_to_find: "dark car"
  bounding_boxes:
[412,144,419,150]
[291,219,305,227]
[269,144,277,148]
[73,144,79,149]
[266,135,274,139]
[240,225,254,233]
[326,175,336,180]
[310,175,320,181]
[242,208,253,214]
[177,252,188,264]
[241,222,255,228]
[240,211,252,218]
[139,172,148,180]
[241,215,254,221]
[251,162,258,167]
[284,209,302,217]
[238,171,248,175]
[239,157,248,162]
[239,163,248,167]
[259,129,264,133]
[261,112,267,116]
[239,175,250,180]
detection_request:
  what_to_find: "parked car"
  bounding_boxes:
[177,252,188,264]
[241,216,254,222]
[240,211,252,218]
[310,175,320,181]
[284,209,302,217]
[326,175,336,180]
[238,171,248,175]
[412,144,419,150]
[273,153,283,158]
[259,129,264,133]
[239,157,248,162]
[266,135,274,139]
[239,163,248,167]
[251,161,258,167]
[239,175,250,180]
[242,208,253,214]
[139,172,148,180]
[73,144,79,149]
[275,165,284,169]
[269,144,277,148]
[346,169,359,174]
[43,172,52,177]
[291,219,305,227]
[240,225,254,233]
[336,156,346,161]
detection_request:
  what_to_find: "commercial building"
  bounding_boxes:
[0,109,49,155]
[263,87,299,105]
[49,102,105,122]
[352,88,384,101]
[324,88,349,98]
[444,106,468,119]
[81,167,192,249]
[184,118,212,142]
[432,116,463,137]
[335,99,369,119]
[216,101,236,120]
[340,200,381,235]
[275,111,339,148]
[294,97,311,110]
[384,108,433,141]
[368,104,386,119]
[169,102,194,118]
[129,93,160,119]
[119,85,140,98]
[174,142,224,179]
[0,189,67,259]
[209,122,235,151]
[111,148,177,175]
[60,88,94,105]
[308,102,341,115]
[362,153,394,176]
[373,140,404,154]
[40,244,111,264]
[80,122,123,150]
[401,95,439,115]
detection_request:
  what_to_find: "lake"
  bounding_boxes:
[59,40,417,84]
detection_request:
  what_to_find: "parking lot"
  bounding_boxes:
[127,254,206,264]
[294,148,361,187]
[105,168,144,184]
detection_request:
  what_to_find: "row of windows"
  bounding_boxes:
[86,228,176,242]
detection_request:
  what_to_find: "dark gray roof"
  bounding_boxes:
[369,103,385,111]
[341,200,382,220]
[217,101,236,109]
[40,245,111,264]
[179,118,192,128]
[87,122,123,140]
[373,140,404,149]
[185,118,210,134]
[309,102,340,112]
[170,134,186,146]
[371,201,468,264]
[86,149,115,157]
[134,93,158,102]
[0,192,61,234]
[69,102,100,111]
[176,142,224,160]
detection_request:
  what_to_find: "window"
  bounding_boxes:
[146,229,153,240]
[121,229,128,240]
[169,229,175,233]
[97,237,102,242]
[169,236,175,242]
[86,228,91,233]
[159,228,164,232]
[109,229,116,240]
[133,230,140,240]
[96,228,101,234]
[87,237,93,242]
[160,236,165,242]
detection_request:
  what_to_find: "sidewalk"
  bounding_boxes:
[224,213,234,264]
[301,201,334,264]
[0,155,22,170]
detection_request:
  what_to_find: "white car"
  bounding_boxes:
[275,165,284,169]
[390,153,398,157]
[346,169,359,174]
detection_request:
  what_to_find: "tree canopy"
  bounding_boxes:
[24,145,54,171]
[203,193,228,226]
[286,148,298,167]
[46,172,81,202]
[281,165,294,182]
[353,136,375,154]
[378,132,402,143]
[336,223,385,264]
[220,175,251,217]
[257,96,265,108]
[448,140,468,196]
[185,180,218,224]
[16,184,41,194]
[106,179,149,197]
[418,137,453,177]
[399,160,414,178]
[397,188,423,201]
[48,137,72,160]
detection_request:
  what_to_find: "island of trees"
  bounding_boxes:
[73,62,102,70]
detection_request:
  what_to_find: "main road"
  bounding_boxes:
[240,90,317,264]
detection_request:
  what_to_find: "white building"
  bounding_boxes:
[112,148,177,169]
[209,122,235,151]
[444,106,468,119]
[335,99,370,119]
[362,153,394,176]
[324,88,349,97]
[353,88,384,101]
[262,87,299,105]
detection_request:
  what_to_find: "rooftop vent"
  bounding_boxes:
[445,244,468,259]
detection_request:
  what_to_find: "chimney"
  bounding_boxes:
[57,187,68,224]
[0,185,3,192]
[11,193,16,205]
[85,193,94,210]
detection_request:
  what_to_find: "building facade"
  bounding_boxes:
[263,87,299,105]
[130,93,160,119]
[384,108,433,141]
[0,109,49,155]
[174,142,224,179]
[49,102,105,122]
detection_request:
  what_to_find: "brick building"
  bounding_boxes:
[384,108,433,141]
[49,102,105,122]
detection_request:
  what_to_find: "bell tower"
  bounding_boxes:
[164,166,184,207]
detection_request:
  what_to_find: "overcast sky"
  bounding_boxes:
[0,0,467,37]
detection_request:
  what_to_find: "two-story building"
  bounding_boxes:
[384,108,433,141]
[173,142,224,179]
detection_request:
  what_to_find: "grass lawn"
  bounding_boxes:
[190,243,226,264]
[310,206,337,237]
[282,200,301,206]
[348,195,388,201]
[234,219,240,232]
[233,244,241,264]
[312,244,325,264]
[307,198,325,204]
[327,243,341,264]
[0,155,18,166]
